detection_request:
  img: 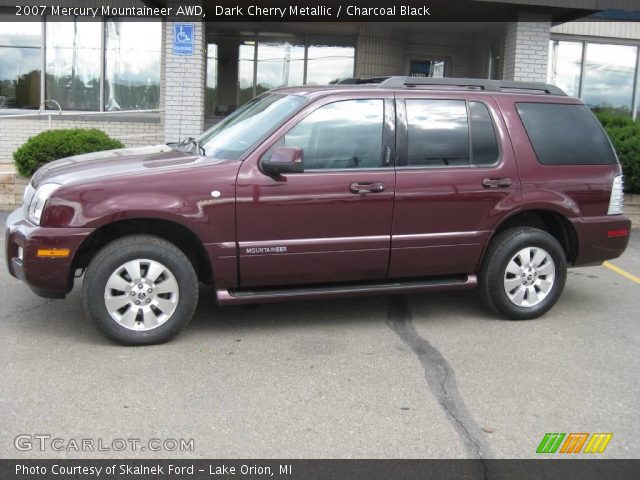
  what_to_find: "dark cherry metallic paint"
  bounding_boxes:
[4,86,632,303]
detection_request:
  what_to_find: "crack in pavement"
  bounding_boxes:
[387,295,493,469]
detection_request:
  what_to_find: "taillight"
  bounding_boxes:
[607,229,629,238]
[607,175,624,215]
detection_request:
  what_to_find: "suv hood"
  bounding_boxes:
[31,145,204,188]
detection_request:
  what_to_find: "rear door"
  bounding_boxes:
[236,92,396,287]
[389,92,522,278]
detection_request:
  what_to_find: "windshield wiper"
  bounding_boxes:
[178,137,206,156]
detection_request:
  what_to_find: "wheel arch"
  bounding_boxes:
[480,208,579,268]
[72,218,214,285]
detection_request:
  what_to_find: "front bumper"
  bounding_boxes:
[571,214,632,266]
[5,208,94,298]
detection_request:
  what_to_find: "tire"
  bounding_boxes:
[479,227,567,320]
[82,235,199,345]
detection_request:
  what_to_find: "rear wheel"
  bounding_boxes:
[479,227,567,320]
[82,235,199,345]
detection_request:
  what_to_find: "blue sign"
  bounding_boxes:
[173,23,194,55]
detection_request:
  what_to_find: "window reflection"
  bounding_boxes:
[410,60,445,78]
[547,40,582,97]
[582,43,637,112]
[406,99,469,167]
[215,34,355,110]
[206,44,218,116]
[637,73,640,119]
[469,102,499,166]
[46,20,101,110]
[306,43,355,85]
[104,20,160,111]
[256,41,304,94]
[0,20,41,109]
[282,99,383,169]
[238,43,255,107]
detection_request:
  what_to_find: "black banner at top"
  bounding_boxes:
[0,0,613,22]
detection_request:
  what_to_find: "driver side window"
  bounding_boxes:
[279,99,384,170]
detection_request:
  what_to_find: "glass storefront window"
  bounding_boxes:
[0,19,41,109]
[46,20,101,110]
[256,40,305,95]
[238,43,255,107]
[209,34,355,111]
[104,20,160,111]
[582,43,637,113]
[206,43,218,116]
[547,40,583,97]
[306,37,355,85]
[1,17,161,112]
[636,72,640,120]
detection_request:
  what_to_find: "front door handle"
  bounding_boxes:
[482,177,512,188]
[349,182,385,194]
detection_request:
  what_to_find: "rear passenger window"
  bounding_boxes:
[405,99,500,167]
[406,99,469,167]
[516,103,618,165]
[469,101,500,166]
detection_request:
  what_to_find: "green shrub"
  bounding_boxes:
[13,128,124,177]
[594,110,640,193]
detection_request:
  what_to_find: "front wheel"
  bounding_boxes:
[82,235,199,345]
[479,227,567,320]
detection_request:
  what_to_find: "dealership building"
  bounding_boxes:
[0,0,639,206]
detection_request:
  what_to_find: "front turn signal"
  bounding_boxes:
[37,248,71,258]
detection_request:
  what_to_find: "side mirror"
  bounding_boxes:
[261,147,304,175]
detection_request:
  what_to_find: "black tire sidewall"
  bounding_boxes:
[484,228,567,320]
[83,236,198,345]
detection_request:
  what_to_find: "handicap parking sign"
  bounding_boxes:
[173,23,194,55]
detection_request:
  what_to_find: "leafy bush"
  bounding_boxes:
[13,128,124,177]
[594,110,640,193]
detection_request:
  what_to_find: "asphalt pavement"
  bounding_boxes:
[1,210,639,459]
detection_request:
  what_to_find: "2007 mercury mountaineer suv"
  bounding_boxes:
[5,77,631,345]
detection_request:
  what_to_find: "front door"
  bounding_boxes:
[389,92,522,278]
[236,94,396,287]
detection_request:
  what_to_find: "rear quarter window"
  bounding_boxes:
[516,103,618,165]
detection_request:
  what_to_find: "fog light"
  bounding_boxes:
[18,247,23,261]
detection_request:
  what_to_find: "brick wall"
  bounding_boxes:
[0,115,163,209]
[355,25,405,77]
[0,116,163,167]
[355,26,477,79]
[503,11,552,82]
[405,31,476,78]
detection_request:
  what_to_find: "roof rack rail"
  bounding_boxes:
[378,76,566,96]
[337,76,391,85]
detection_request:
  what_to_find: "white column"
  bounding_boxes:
[162,12,205,143]
[502,10,552,82]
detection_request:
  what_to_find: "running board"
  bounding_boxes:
[216,275,477,305]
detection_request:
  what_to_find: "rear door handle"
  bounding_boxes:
[482,177,512,188]
[349,182,385,194]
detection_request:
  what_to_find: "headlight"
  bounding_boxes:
[28,183,60,225]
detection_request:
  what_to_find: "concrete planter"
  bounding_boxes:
[0,172,29,211]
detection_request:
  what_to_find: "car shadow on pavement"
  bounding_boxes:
[4,278,495,347]
[185,286,494,335]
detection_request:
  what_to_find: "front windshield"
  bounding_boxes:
[196,93,307,160]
